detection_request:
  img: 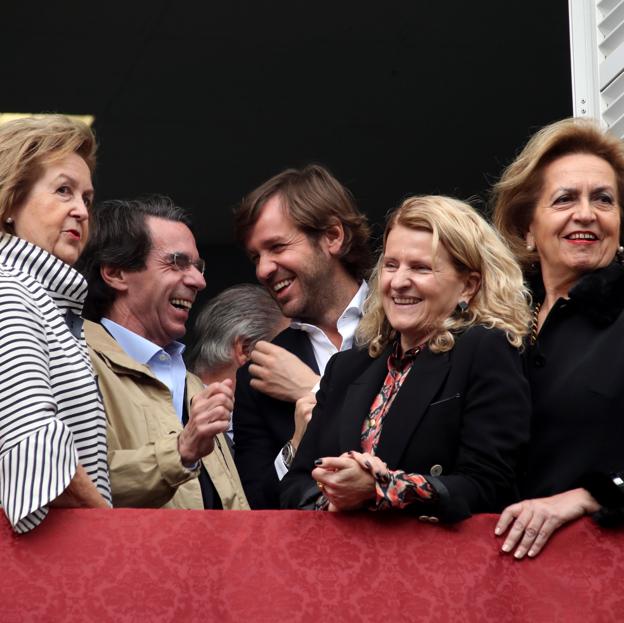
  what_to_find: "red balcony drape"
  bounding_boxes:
[2,509,622,622]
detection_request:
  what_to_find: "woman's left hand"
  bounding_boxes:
[495,488,600,559]
[312,454,378,511]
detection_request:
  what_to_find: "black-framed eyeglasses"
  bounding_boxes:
[165,252,206,275]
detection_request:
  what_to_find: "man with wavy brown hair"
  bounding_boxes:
[233,164,372,508]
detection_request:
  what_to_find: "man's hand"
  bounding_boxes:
[248,341,320,402]
[495,488,600,559]
[291,393,316,450]
[178,379,234,465]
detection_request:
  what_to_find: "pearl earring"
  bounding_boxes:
[526,242,535,252]
[5,217,13,225]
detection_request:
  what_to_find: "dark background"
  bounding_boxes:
[1,1,572,309]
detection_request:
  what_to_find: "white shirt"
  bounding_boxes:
[289,281,369,377]
[274,281,369,479]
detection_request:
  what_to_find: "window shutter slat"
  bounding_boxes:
[570,0,624,137]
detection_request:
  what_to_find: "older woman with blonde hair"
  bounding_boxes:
[493,117,624,558]
[281,195,531,520]
[0,115,111,532]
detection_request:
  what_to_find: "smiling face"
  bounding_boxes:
[529,153,621,289]
[244,193,339,322]
[380,225,475,351]
[11,152,93,265]
[116,216,206,347]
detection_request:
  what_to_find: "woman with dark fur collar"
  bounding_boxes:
[493,117,624,559]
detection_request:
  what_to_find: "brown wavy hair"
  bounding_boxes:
[234,164,372,280]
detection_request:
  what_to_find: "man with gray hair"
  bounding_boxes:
[186,284,289,391]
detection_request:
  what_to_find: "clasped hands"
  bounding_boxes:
[177,379,234,465]
[312,451,388,512]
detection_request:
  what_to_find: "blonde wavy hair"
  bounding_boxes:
[356,195,530,357]
[492,117,624,270]
[0,114,96,228]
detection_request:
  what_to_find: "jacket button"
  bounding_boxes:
[428,516,439,523]
[418,515,429,522]
[430,464,443,477]
[533,354,546,368]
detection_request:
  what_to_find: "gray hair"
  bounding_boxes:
[186,284,286,373]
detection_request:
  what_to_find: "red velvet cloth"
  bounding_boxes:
[1,509,622,622]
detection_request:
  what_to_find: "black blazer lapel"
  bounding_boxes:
[274,328,320,375]
[338,350,390,451]
[375,348,450,468]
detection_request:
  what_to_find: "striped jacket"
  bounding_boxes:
[0,234,111,533]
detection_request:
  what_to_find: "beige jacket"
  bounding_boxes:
[84,320,248,510]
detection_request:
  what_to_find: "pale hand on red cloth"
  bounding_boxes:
[495,487,601,558]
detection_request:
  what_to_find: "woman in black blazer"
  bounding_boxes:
[281,195,531,521]
[493,118,624,558]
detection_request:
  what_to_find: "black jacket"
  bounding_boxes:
[233,328,319,509]
[281,326,531,522]
[523,262,624,510]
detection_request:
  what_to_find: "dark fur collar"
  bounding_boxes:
[530,262,624,327]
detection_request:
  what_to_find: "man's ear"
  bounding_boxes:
[100,265,129,292]
[233,336,250,367]
[321,218,345,257]
[461,271,481,304]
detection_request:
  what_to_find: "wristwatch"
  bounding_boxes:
[281,440,296,470]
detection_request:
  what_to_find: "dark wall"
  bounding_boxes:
[2,1,571,306]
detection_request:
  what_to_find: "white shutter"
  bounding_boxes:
[569,0,624,137]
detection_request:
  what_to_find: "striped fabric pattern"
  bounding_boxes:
[0,234,111,533]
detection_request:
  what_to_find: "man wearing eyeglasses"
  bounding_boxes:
[77,195,248,510]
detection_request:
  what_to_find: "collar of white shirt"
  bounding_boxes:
[289,280,368,376]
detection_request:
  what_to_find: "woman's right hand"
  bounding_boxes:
[495,488,600,558]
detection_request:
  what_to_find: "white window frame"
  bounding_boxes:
[569,0,624,136]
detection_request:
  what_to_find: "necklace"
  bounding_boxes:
[529,302,542,346]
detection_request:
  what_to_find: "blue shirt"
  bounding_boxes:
[101,318,187,422]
